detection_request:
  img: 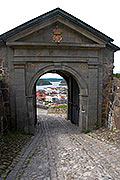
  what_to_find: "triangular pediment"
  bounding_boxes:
[0,8,119,51]
[15,22,97,44]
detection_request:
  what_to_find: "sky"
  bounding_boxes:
[0,0,119,75]
[41,73,62,79]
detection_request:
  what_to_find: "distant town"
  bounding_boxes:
[36,78,67,107]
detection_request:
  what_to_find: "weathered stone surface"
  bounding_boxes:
[0,61,10,136]
[0,132,32,178]
[0,8,119,133]
[110,77,120,130]
[114,99,120,107]
[4,110,120,180]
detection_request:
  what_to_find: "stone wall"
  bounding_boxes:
[0,58,10,136]
[109,77,120,130]
[102,63,113,126]
[101,48,114,127]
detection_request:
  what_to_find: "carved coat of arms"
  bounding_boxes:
[53,27,62,43]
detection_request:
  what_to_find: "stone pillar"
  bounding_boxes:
[26,96,35,134]
[14,65,28,133]
[7,48,16,130]
[88,64,98,128]
[68,76,72,120]
[79,95,88,131]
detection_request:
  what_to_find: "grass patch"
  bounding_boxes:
[93,122,100,130]
[113,73,120,79]
[52,104,67,109]
[82,129,91,134]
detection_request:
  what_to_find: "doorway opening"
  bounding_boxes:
[33,70,80,127]
[36,73,67,120]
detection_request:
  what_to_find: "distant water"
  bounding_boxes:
[36,81,67,91]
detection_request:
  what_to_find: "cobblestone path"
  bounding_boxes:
[6,110,120,180]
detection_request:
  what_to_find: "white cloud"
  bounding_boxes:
[40,73,63,79]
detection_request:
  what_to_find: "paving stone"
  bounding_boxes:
[4,110,120,180]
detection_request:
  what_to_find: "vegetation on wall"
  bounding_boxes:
[113,73,120,79]
[0,66,10,137]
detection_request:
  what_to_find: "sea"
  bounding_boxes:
[36,81,67,91]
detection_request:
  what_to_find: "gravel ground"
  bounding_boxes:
[88,128,120,148]
[48,109,120,149]
[0,132,32,178]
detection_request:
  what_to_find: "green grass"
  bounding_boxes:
[0,77,3,81]
[93,122,100,130]
[52,104,67,109]
[113,73,120,79]
[82,129,91,134]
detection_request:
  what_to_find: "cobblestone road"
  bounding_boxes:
[6,110,120,180]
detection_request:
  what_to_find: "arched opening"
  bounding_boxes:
[35,73,67,123]
[32,70,80,128]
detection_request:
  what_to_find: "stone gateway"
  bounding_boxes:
[0,8,119,134]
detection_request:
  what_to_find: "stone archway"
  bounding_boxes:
[26,65,88,134]
[34,71,79,127]
[27,65,88,96]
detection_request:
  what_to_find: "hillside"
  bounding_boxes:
[37,79,52,86]
[41,78,63,82]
